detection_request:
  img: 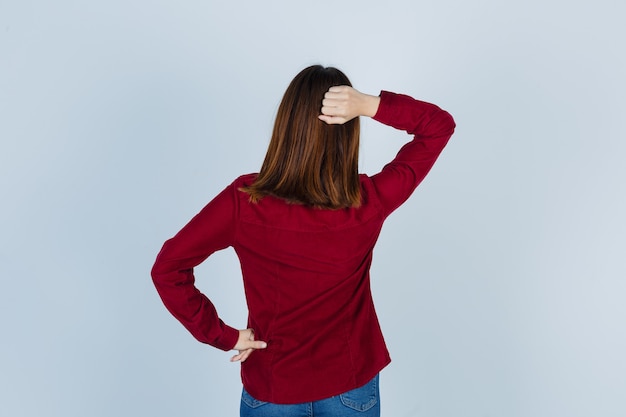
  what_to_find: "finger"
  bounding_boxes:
[231,340,267,358]
[327,85,349,93]
[320,105,335,116]
[323,92,348,103]
[321,106,348,119]
[249,340,267,349]
[318,114,347,125]
[321,101,348,113]
[321,98,339,107]
[230,348,250,362]
[230,348,253,363]
[318,114,331,124]
[239,349,252,363]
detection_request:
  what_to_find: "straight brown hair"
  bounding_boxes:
[241,65,361,209]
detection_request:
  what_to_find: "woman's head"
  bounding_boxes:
[242,65,361,209]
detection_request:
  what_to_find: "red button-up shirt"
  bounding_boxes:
[152,91,455,403]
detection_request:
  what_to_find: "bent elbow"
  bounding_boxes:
[151,243,172,287]
[437,110,456,137]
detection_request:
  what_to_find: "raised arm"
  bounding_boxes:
[319,86,455,216]
[371,91,455,215]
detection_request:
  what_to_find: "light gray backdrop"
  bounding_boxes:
[1,1,624,416]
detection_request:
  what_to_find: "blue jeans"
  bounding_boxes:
[240,374,380,417]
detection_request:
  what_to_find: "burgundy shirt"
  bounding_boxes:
[151,91,455,404]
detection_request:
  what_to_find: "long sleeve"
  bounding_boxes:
[151,184,240,351]
[371,91,456,216]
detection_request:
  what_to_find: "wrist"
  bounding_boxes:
[361,94,381,118]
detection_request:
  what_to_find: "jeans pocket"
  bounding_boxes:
[241,388,269,409]
[339,374,379,412]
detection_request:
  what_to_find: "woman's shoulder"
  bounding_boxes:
[207,174,257,206]
[233,173,258,187]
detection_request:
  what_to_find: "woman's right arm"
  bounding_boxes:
[319,86,455,216]
[370,91,455,215]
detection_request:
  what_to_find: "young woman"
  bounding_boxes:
[151,65,455,416]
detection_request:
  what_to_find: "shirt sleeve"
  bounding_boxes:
[371,91,456,216]
[151,182,240,351]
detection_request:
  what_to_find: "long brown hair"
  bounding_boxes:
[242,65,361,209]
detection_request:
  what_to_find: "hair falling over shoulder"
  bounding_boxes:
[241,65,361,209]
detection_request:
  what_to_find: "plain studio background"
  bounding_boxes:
[1,1,624,416]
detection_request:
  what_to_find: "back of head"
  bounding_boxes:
[243,65,361,209]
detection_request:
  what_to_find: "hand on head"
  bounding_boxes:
[318,86,380,125]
